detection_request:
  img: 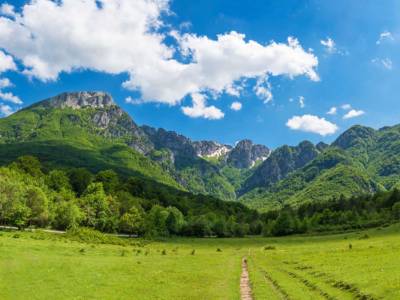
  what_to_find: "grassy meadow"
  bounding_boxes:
[1,225,400,299]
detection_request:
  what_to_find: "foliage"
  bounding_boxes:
[261,188,400,236]
[0,156,259,237]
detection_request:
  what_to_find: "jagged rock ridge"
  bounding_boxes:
[41,91,115,109]
[227,139,271,169]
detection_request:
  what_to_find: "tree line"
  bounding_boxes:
[0,156,262,237]
[262,189,400,236]
[2,155,400,238]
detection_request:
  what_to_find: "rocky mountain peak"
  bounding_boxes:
[43,91,115,109]
[227,139,271,169]
[193,141,232,158]
[239,140,318,194]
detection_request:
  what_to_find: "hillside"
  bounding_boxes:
[0,92,270,201]
[239,125,400,211]
[0,92,179,189]
[2,91,400,212]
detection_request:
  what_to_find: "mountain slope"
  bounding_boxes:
[0,92,179,189]
[239,125,399,211]
[3,91,400,212]
[239,140,319,195]
[0,92,259,201]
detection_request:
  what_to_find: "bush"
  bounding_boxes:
[264,245,276,250]
[65,227,128,246]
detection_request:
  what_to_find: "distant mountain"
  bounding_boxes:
[2,91,400,211]
[239,124,400,211]
[226,139,270,169]
[0,92,266,201]
[239,140,319,195]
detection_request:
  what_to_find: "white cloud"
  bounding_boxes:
[382,58,393,70]
[0,77,22,104]
[286,114,338,136]
[376,31,394,45]
[299,96,305,108]
[0,50,16,73]
[0,91,22,104]
[230,101,242,111]
[254,77,273,103]
[182,94,224,120]
[372,57,393,70]
[343,109,365,119]
[327,106,337,115]
[125,96,142,105]
[0,78,12,88]
[0,103,13,116]
[321,37,336,53]
[0,3,15,18]
[341,104,352,110]
[0,0,319,119]
[225,83,243,97]
[179,21,192,31]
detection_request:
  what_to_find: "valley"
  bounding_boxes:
[1,224,400,299]
[2,92,400,212]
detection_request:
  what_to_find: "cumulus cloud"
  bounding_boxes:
[321,38,336,53]
[286,114,338,136]
[0,78,12,88]
[182,94,224,120]
[125,96,142,105]
[0,102,13,116]
[0,91,22,104]
[254,77,273,103]
[0,3,15,18]
[376,31,394,45]
[343,109,365,119]
[0,52,21,105]
[299,96,305,108]
[0,0,319,119]
[327,106,337,115]
[341,104,352,110]
[230,101,242,111]
[0,50,16,73]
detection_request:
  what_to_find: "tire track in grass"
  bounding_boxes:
[291,263,377,300]
[240,257,253,300]
[258,267,291,300]
[280,269,336,300]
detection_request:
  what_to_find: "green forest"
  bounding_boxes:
[0,155,260,237]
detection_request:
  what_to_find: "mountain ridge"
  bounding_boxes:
[3,91,400,211]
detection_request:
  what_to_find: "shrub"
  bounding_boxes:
[264,245,276,250]
[65,227,128,246]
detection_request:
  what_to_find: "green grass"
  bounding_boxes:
[1,225,400,299]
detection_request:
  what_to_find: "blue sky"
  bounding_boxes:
[1,0,400,148]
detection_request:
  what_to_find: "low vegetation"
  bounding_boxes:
[1,224,400,299]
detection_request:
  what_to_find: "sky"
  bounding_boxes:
[0,0,400,148]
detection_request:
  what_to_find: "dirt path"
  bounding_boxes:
[240,257,253,300]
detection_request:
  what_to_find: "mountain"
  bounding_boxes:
[226,139,270,169]
[2,91,400,212]
[0,92,263,201]
[239,124,400,211]
[239,140,319,195]
[0,92,175,187]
